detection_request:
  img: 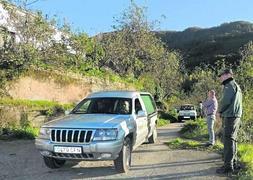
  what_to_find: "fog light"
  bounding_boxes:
[101,153,112,158]
[40,151,52,156]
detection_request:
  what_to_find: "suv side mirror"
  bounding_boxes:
[137,110,147,117]
[65,110,70,115]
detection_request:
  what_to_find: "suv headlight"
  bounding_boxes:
[93,129,118,141]
[39,128,50,139]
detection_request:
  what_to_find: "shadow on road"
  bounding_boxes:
[131,157,221,170]
[120,167,222,180]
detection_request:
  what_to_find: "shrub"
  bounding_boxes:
[158,109,178,123]
[238,144,253,178]
[180,118,208,141]
[238,120,253,144]
[0,125,39,140]
[157,118,170,127]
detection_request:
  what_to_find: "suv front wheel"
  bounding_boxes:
[114,137,132,173]
[43,156,66,169]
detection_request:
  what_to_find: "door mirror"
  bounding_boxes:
[137,110,147,118]
[65,110,70,115]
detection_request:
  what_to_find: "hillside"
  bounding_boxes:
[155,21,253,70]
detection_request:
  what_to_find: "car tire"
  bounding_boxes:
[148,126,157,144]
[191,117,196,121]
[178,117,182,122]
[43,156,66,169]
[114,137,131,173]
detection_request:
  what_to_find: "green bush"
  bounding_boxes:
[157,118,170,127]
[0,126,39,140]
[159,110,178,123]
[238,120,253,144]
[180,118,208,141]
[238,144,253,178]
[0,98,73,111]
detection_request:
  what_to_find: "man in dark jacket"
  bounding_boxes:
[216,69,242,175]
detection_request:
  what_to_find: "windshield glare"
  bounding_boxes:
[72,98,132,115]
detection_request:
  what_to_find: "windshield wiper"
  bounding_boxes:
[71,111,87,114]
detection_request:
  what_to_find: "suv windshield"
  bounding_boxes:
[180,105,195,110]
[72,98,132,115]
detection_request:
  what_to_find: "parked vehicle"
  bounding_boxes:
[35,91,158,173]
[177,104,197,122]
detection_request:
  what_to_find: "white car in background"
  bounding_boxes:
[177,104,197,122]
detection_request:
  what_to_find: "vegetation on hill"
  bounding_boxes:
[155,21,253,70]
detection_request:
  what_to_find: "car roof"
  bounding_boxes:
[87,91,151,99]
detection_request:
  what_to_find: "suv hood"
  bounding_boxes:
[43,114,130,129]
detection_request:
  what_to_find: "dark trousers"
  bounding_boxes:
[223,117,240,169]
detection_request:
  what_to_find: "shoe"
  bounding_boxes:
[216,166,234,175]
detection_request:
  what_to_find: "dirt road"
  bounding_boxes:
[0,123,228,180]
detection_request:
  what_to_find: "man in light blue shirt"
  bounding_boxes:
[203,90,218,146]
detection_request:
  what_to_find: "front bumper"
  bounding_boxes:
[178,115,196,120]
[35,138,123,161]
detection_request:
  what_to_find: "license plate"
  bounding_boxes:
[54,146,82,154]
[184,116,190,118]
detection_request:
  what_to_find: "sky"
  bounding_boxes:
[26,0,253,36]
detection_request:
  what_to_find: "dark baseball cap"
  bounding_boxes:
[218,69,233,77]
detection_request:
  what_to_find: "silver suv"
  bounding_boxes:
[35,91,158,173]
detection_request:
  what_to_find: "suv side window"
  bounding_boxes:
[135,99,142,114]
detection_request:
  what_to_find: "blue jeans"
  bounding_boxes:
[206,115,215,145]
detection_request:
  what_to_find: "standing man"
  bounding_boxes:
[203,90,218,146]
[199,101,204,118]
[216,69,242,175]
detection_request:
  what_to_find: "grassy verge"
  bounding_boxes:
[180,118,208,141]
[157,118,170,127]
[0,98,74,140]
[166,118,253,178]
[0,98,73,110]
[237,144,253,178]
[166,137,223,153]
[0,126,39,140]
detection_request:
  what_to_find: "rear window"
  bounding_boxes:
[140,94,156,115]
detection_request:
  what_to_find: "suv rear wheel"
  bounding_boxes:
[43,156,66,169]
[114,137,131,173]
[148,126,157,144]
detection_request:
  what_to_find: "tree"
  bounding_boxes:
[189,67,221,101]
[99,2,182,99]
[1,0,104,78]
[237,41,253,91]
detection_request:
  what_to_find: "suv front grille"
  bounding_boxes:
[51,129,94,143]
[52,152,94,159]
